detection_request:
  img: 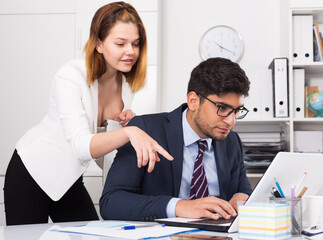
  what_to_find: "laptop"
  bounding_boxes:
[155,152,323,232]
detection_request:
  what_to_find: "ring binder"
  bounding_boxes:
[268,58,289,118]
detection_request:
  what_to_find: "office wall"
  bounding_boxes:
[160,0,288,111]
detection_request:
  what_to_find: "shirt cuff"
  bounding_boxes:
[166,198,181,218]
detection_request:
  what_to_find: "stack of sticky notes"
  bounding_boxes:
[239,203,291,239]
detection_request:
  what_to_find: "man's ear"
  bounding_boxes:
[187,91,200,111]
[96,40,103,53]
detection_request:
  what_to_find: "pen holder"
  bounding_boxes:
[269,197,302,236]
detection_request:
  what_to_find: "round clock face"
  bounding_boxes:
[199,25,244,62]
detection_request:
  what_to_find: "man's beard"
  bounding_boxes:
[194,109,230,141]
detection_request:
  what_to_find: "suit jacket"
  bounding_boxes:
[16,59,133,201]
[100,103,252,221]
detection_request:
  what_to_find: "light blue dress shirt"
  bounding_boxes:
[166,108,220,217]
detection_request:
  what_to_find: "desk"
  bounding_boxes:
[0,221,307,240]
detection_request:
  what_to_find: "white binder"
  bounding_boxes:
[268,58,289,118]
[301,15,314,62]
[260,70,274,119]
[293,15,313,63]
[293,69,305,119]
[293,15,302,63]
[244,71,262,120]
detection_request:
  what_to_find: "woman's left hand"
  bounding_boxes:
[113,109,136,127]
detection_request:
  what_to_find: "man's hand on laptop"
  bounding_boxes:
[175,196,237,220]
[229,193,249,212]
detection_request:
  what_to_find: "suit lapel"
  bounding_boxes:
[164,104,186,197]
[213,140,230,200]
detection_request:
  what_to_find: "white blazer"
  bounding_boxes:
[16,59,134,201]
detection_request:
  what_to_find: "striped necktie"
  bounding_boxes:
[190,140,209,199]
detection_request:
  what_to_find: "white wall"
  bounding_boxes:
[160,0,288,111]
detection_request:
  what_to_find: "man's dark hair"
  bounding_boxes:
[187,57,250,98]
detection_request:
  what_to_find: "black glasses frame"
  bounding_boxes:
[197,93,249,119]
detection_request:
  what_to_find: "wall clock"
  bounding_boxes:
[199,25,244,62]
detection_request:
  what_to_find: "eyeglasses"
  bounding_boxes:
[198,93,249,120]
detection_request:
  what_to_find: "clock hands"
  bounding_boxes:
[200,26,243,61]
[213,41,234,54]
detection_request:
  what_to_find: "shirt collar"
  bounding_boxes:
[182,108,212,150]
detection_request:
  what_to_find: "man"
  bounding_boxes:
[100,57,252,221]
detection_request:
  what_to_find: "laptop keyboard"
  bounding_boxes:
[192,217,235,225]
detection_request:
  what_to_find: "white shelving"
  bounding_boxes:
[289,1,323,152]
[238,0,323,188]
[237,0,323,153]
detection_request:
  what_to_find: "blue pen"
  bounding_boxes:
[274,178,285,198]
[123,223,166,230]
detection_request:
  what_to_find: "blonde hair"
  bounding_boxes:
[84,1,147,93]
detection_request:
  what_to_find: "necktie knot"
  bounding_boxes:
[197,140,207,153]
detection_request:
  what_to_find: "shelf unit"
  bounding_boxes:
[236,0,323,187]
[289,1,323,152]
[236,0,323,153]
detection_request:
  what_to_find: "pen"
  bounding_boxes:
[274,178,285,198]
[291,185,296,199]
[271,187,282,198]
[297,186,308,198]
[295,172,307,192]
[123,223,166,230]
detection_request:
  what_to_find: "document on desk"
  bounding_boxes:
[51,221,200,240]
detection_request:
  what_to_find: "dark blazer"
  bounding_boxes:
[99,104,252,221]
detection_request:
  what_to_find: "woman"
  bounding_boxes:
[4,1,173,225]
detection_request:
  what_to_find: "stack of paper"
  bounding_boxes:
[239,132,282,143]
[51,221,199,239]
[239,132,285,172]
[239,203,291,239]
